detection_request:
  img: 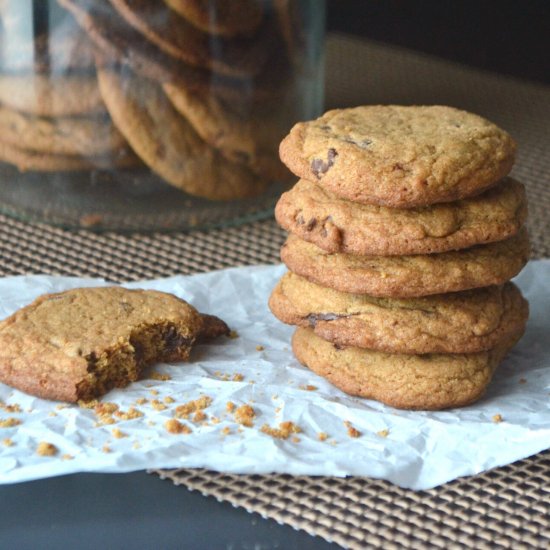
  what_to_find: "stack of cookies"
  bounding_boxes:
[0,0,299,200]
[269,105,530,410]
[0,2,138,172]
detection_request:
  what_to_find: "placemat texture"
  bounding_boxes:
[0,34,548,548]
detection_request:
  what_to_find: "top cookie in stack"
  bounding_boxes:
[270,105,530,410]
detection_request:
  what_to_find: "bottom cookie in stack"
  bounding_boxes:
[291,328,521,411]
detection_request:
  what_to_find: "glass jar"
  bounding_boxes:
[0,0,325,230]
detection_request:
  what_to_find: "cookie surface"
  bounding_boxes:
[0,74,105,117]
[111,0,268,77]
[0,287,229,402]
[96,66,265,200]
[275,177,527,255]
[59,0,286,103]
[279,105,516,208]
[58,0,231,94]
[163,83,292,181]
[164,0,263,37]
[292,328,518,410]
[0,140,140,172]
[281,230,530,297]
[0,106,127,157]
[270,273,528,354]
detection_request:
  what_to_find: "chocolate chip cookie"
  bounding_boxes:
[280,230,530,297]
[275,177,527,255]
[270,273,528,354]
[96,66,265,200]
[58,0,229,94]
[0,106,127,157]
[163,83,292,180]
[292,327,520,410]
[110,0,269,77]
[164,0,263,37]
[0,140,140,172]
[0,74,105,117]
[279,105,516,208]
[0,286,229,402]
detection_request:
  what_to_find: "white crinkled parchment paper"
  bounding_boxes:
[0,261,548,490]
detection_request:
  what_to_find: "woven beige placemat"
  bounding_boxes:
[0,34,548,549]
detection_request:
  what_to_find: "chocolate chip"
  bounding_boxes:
[86,352,99,372]
[311,148,338,179]
[163,326,191,354]
[305,218,317,231]
[198,314,230,341]
[132,340,145,364]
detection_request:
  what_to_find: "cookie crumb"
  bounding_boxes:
[36,442,58,456]
[61,454,74,460]
[48,411,57,417]
[151,400,167,411]
[226,401,235,413]
[174,396,212,419]
[164,419,192,435]
[149,372,171,381]
[164,396,175,404]
[78,399,99,409]
[255,345,264,351]
[228,330,239,339]
[344,421,361,438]
[232,373,244,382]
[260,421,302,439]
[102,445,111,453]
[234,404,256,427]
[0,402,21,413]
[135,397,148,405]
[95,402,119,415]
[299,384,318,391]
[2,438,14,447]
[115,407,143,420]
[149,389,159,396]
[291,436,301,443]
[492,414,504,423]
[0,417,21,428]
[193,410,207,423]
[55,404,69,410]
[112,428,127,439]
[377,429,389,438]
[79,213,103,228]
[318,432,328,442]
[210,416,221,425]
[221,426,231,436]
[96,414,116,426]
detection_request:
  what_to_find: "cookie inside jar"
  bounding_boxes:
[0,0,325,230]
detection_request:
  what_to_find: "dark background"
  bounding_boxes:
[327,0,549,85]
